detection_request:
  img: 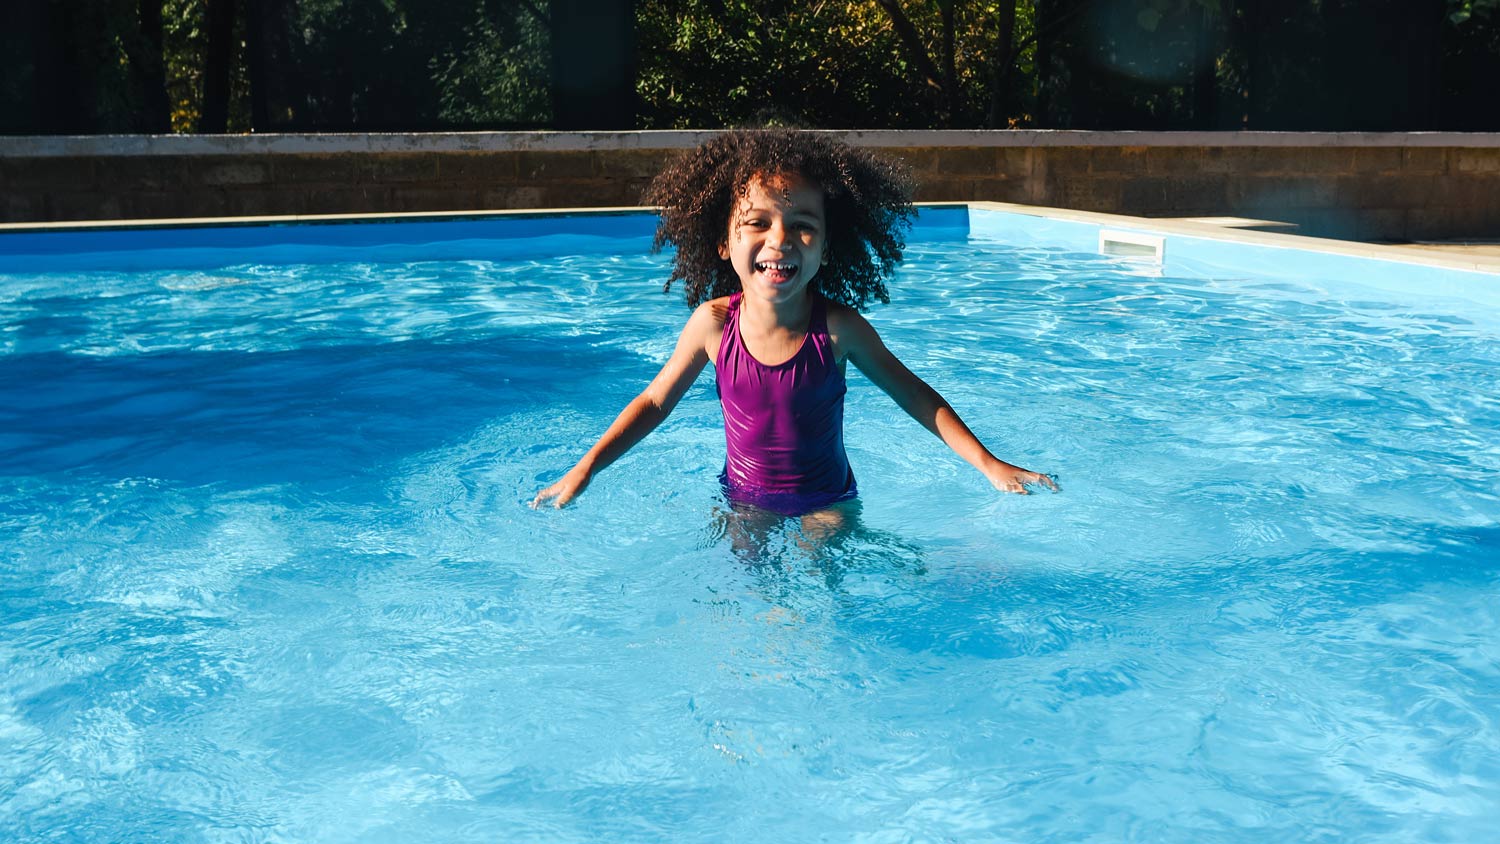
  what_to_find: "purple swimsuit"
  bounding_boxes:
[715,292,857,515]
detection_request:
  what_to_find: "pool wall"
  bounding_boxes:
[0,206,969,274]
[965,202,1500,311]
[4,130,1500,242]
[2,204,1496,314]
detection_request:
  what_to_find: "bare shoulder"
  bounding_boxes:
[689,296,733,360]
[823,299,879,360]
[701,295,733,329]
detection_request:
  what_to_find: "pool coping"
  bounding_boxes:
[961,201,1500,276]
[3,201,1496,277]
[0,205,651,232]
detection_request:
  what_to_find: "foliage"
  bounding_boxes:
[1443,0,1500,128]
[2,0,1500,134]
[0,1,152,133]
[147,0,552,131]
[1449,0,1500,24]
[637,0,911,128]
[256,0,550,129]
[164,0,251,132]
[635,0,1039,128]
[427,1,550,126]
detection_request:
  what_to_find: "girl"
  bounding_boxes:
[533,129,1055,522]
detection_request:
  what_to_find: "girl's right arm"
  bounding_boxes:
[531,302,721,508]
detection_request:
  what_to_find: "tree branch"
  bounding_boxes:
[873,0,945,93]
[987,0,1019,126]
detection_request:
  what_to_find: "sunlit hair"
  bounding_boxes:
[643,128,914,311]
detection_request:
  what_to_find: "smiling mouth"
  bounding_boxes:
[755,261,798,275]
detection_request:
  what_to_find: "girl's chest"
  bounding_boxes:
[711,322,848,385]
[737,325,807,367]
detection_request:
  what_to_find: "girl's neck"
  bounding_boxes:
[738,289,813,332]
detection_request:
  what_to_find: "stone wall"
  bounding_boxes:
[3,131,1498,241]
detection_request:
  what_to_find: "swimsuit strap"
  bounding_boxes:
[719,292,826,365]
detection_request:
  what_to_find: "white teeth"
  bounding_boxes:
[756,261,796,271]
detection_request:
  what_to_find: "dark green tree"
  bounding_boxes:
[635,0,1043,128]
[3,0,1499,134]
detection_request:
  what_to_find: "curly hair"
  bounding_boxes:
[642,129,915,311]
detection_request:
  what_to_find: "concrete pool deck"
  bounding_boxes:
[1398,241,1500,259]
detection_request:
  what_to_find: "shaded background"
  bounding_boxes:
[1,0,1498,134]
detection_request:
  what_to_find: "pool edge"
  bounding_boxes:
[965,201,1500,276]
[2,200,1497,277]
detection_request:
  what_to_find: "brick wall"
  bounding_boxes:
[3,131,1498,241]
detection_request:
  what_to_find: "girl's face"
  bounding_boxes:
[719,172,826,307]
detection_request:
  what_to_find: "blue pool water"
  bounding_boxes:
[2,212,1499,841]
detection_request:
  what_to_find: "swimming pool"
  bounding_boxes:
[2,208,1497,841]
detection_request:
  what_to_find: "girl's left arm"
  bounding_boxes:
[835,308,1057,494]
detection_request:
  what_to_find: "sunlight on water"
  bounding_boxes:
[2,237,1498,841]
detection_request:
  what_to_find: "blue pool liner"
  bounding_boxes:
[1,204,1494,312]
[967,209,1500,311]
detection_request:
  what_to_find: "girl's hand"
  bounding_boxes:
[985,463,1060,495]
[532,466,591,509]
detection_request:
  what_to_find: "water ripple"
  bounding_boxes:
[2,236,1498,841]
